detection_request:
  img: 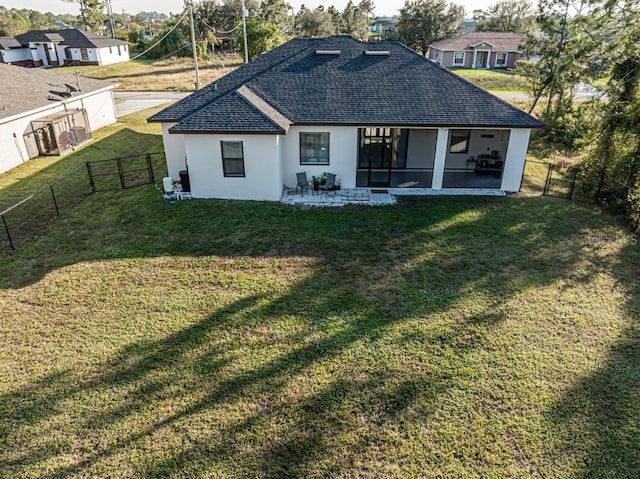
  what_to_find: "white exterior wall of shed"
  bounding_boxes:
[184,134,282,201]
[0,89,117,175]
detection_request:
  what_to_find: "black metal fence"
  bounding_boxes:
[1,152,164,251]
[522,160,580,200]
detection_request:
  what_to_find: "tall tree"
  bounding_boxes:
[62,0,104,31]
[340,0,373,41]
[259,0,293,37]
[396,0,465,56]
[473,0,536,35]
[236,16,283,59]
[295,6,335,37]
[0,7,30,35]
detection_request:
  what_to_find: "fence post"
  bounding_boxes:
[2,214,14,250]
[116,157,125,189]
[543,164,553,196]
[86,161,96,193]
[50,185,60,217]
[568,168,578,200]
[146,153,155,183]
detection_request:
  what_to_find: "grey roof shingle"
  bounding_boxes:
[15,29,127,48]
[149,36,543,133]
[0,63,115,121]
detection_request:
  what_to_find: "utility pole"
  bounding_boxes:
[241,0,249,63]
[105,0,116,38]
[187,1,201,90]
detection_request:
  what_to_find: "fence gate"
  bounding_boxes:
[543,164,580,200]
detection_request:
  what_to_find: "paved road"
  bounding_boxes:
[114,88,604,117]
[114,91,191,117]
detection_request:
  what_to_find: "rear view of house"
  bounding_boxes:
[149,35,543,201]
[429,32,524,69]
[0,28,129,67]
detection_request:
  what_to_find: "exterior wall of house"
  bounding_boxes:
[0,47,31,64]
[97,44,129,65]
[406,129,437,168]
[64,47,100,66]
[64,90,117,131]
[444,129,510,170]
[162,123,187,180]
[432,49,521,69]
[281,125,358,190]
[184,133,282,201]
[0,89,117,175]
[501,128,531,192]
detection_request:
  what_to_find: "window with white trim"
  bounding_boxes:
[453,51,465,66]
[221,141,245,177]
[496,52,507,67]
[300,132,330,165]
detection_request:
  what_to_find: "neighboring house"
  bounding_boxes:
[369,19,395,39]
[0,63,117,175]
[429,32,524,69]
[148,35,543,201]
[0,29,129,67]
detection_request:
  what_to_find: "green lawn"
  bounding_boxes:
[451,68,529,93]
[0,110,638,477]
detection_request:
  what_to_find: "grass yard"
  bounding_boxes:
[451,68,529,93]
[0,171,639,476]
[56,56,243,91]
[0,108,164,210]
[0,108,638,477]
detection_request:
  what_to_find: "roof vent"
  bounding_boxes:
[315,49,340,56]
[364,50,390,57]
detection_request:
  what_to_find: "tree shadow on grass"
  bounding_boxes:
[0,193,624,476]
[549,238,640,478]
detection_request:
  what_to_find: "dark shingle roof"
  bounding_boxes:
[0,63,115,121]
[15,29,127,48]
[150,36,543,133]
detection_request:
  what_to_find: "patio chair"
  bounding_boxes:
[296,172,312,197]
[319,173,336,196]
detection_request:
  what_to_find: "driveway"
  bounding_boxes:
[114,91,191,117]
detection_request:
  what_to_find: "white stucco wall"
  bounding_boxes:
[281,125,358,189]
[445,129,510,169]
[162,123,187,180]
[184,133,282,201]
[65,90,117,131]
[407,129,437,168]
[0,88,117,175]
[501,129,531,192]
[97,44,129,65]
[0,47,31,63]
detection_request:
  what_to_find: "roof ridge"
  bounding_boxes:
[236,85,291,132]
[149,38,320,123]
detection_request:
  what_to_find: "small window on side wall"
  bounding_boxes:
[221,141,245,177]
[496,52,507,67]
[453,52,464,66]
[449,129,471,154]
[300,133,330,165]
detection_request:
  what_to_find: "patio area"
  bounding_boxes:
[281,187,505,206]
